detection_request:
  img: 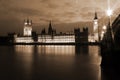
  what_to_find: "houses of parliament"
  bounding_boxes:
[0,12,99,44]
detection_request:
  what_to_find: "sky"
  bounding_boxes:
[0,0,120,35]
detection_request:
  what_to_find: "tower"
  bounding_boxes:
[93,12,99,42]
[48,21,53,35]
[23,19,32,36]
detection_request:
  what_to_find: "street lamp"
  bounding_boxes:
[106,9,113,17]
[106,8,113,25]
[101,25,107,40]
[103,25,107,30]
[106,8,114,46]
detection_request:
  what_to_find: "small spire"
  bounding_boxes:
[49,20,52,28]
[24,19,27,25]
[107,21,111,29]
[29,20,32,25]
[50,20,51,24]
[30,20,32,24]
[94,12,98,19]
[27,18,29,24]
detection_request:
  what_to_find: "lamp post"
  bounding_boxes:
[101,25,107,40]
[106,8,114,49]
[107,8,113,26]
[106,8,114,40]
[107,9,112,17]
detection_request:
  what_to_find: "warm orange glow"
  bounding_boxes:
[103,25,107,30]
[15,45,33,74]
[24,27,32,36]
[37,45,75,55]
[88,35,95,42]
[15,37,34,43]
[15,35,75,43]
[101,31,104,40]
[102,31,105,34]
[106,9,113,16]
[24,22,28,25]
[100,25,107,40]
[38,35,75,43]
[15,45,33,53]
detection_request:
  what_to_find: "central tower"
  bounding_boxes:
[23,19,32,36]
[93,12,99,42]
[48,21,53,35]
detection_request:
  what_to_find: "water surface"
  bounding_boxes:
[0,45,102,80]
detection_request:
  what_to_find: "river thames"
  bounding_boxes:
[0,45,117,80]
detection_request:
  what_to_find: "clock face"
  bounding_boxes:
[24,22,27,25]
[94,21,97,24]
[29,23,31,25]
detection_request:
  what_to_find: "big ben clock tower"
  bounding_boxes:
[93,12,99,42]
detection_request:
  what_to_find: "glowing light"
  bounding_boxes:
[38,35,75,43]
[29,22,31,25]
[24,27,32,36]
[15,37,34,43]
[88,35,95,42]
[15,35,75,43]
[101,30,105,40]
[103,25,107,30]
[102,31,105,34]
[24,22,28,25]
[37,45,75,55]
[95,22,97,24]
[106,9,113,16]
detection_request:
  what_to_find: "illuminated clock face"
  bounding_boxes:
[29,23,31,25]
[24,22,27,25]
[94,21,97,24]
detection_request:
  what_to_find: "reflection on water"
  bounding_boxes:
[37,45,75,55]
[15,45,34,77]
[15,45,34,53]
[75,45,89,54]
[0,45,102,80]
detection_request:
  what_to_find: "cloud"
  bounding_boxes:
[0,0,120,35]
[10,7,42,16]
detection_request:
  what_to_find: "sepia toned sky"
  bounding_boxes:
[0,0,120,35]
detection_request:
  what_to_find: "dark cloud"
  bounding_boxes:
[0,17,22,35]
[40,0,51,3]
[0,0,120,35]
[10,7,41,16]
